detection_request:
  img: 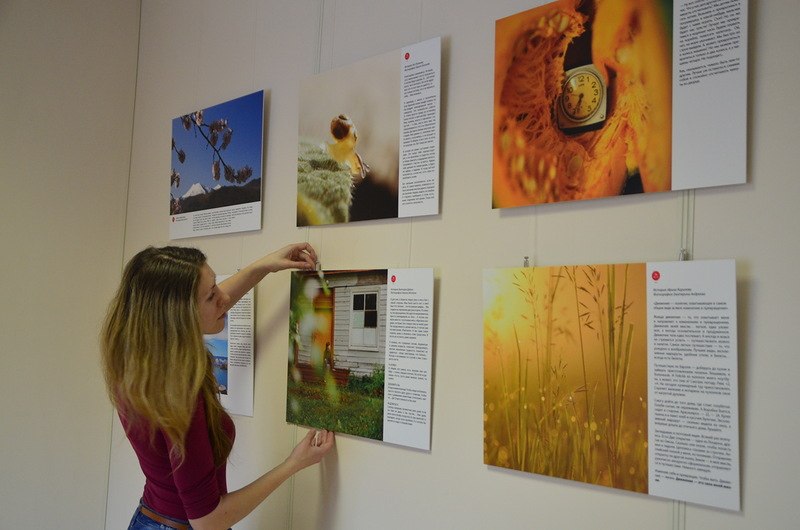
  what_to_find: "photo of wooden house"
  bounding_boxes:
[288,269,389,440]
[290,269,388,383]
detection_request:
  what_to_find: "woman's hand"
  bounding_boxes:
[189,428,335,530]
[218,242,318,312]
[257,242,318,274]
[285,429,335,473]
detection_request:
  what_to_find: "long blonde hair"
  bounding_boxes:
[101,246,232,465]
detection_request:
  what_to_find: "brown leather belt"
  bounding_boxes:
[139,505,190,530]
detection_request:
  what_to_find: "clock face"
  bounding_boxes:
[560,70,604,122]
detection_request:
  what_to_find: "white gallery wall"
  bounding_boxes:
[3,0,797,529]
[104,0,800,528]
[0,0,140,528]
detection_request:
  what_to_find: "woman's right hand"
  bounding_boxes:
[257,242,318,274]
[285,429,335,472]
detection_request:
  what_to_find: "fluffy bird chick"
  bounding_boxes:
[326,114,370,183]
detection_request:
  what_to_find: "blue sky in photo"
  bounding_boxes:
[171,90,264,197]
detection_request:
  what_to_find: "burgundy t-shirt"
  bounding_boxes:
[120,394,235,520]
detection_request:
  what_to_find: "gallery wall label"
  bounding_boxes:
[288,268,434,450]
[483,259,739,510]
[297,38,441,226]
[492,0,747,208]
[170,91,264,239]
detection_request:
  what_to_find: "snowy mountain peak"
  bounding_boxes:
[182,182,210,199]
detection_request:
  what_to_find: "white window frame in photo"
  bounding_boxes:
[348,287,380,351]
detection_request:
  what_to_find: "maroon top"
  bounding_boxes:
[120,394,235,520]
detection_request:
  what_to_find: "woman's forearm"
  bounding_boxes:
[189,429,333,530]
[218,261,270,309]
[189,459,299,530]
[218,243,317,310]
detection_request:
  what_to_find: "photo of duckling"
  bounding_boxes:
[327,114,370,184]
[297,48,400,226]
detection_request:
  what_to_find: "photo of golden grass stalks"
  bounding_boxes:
[484,264,648,493]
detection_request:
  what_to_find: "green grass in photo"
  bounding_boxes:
[287,368,385,441]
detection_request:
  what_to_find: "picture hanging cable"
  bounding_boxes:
[680,189,695,261]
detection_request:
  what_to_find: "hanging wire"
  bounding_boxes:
[679,189,695,261]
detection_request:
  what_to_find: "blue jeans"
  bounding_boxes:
[127,503,191,530]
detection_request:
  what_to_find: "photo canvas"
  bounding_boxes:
[170,91,264,239]
[492,0,747,208]
[297,38,440,226]
[288,268,434,450]
[203,275,255,416]
[483,260,739,510]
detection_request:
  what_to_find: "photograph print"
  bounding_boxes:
[288,269,388,441]
[204,318,229,396]
[493,0,672,207]
[297,52,401,226]
[170,91,264,238]
[484,263,648,494]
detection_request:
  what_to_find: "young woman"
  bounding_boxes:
[101,243,334,530]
